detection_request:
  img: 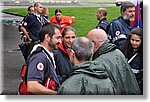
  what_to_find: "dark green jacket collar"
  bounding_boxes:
[92,40,116,60]
[70,61,108,79]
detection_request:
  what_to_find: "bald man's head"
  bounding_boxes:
[87,29,107,41]
[87,29,107,53]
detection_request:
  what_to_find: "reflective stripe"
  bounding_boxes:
[112,34,126,42]
[131,69,140,74]
[45,77,51,88]
[128,53,138,64]
[107,34,112,40]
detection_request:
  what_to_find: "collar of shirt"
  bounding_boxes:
[33,13,41,18]
[31,44,56,69]
[42,45,56,69]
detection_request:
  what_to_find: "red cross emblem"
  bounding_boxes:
[115,31,120,36]
[23,22,27,26]
[37,63,44,71]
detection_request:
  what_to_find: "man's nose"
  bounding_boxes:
[58,39,62,44]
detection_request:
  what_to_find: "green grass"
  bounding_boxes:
[2,6,120,37]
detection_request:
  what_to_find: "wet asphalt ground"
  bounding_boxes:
[0,11,25,94]
[1,20,25,95]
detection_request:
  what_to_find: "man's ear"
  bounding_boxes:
[45,34,50,41]
[121,10,124,15]
[72,52,76,64]
[70,51,75,58]
[72,52,75,59]
[70,50,75,63]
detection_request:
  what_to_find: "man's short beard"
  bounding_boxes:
[122,14,134,22]
[129,17,135,22]
[48,39,56,50]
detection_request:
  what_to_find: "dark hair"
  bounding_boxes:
[71,37,94,61]
[120,28,143,58]
[121,2,135,13]
[34,2,41,7]
[62,26,76,37]
[39,22,60,42]
[28,5,33,12]
[55,9,62,15]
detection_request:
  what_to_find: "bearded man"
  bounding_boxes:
[107,1,135,48]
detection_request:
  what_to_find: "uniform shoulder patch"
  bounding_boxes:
[37,62,44,71]
[23,22,27,26]
[115,31,120,36]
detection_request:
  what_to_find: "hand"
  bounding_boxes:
[23,35,32,43]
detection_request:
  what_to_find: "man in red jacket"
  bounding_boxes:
[50,9,75,32]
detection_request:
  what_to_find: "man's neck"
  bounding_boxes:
[121,16,130,25]
[74,58,86,65]
[34,12,41,17]
[100,17,106,21]
[40,42,53,52]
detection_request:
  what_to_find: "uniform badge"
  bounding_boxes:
[115,31,120,36]
[37,63,44,71]
[23,22,27,26]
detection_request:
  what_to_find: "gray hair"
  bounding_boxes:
[121,2,135,13]
[71,37,94,61]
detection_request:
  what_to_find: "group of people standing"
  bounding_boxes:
[96,1,143,94]
[18,1,143,95]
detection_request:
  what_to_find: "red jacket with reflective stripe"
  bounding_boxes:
[50,16,75,32]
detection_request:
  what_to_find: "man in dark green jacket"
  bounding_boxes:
[87,29,141,95]
[57,37,116,95]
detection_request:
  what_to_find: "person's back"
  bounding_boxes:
[57,61,115,95]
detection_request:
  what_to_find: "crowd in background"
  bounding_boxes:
[18,1,143,95]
